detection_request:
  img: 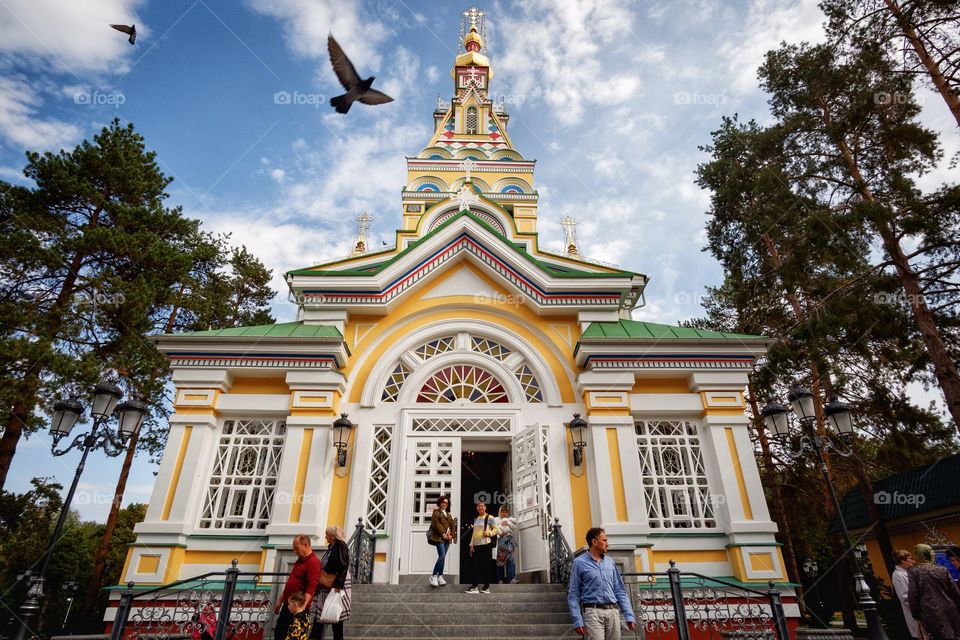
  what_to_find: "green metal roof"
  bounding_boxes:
[582,319,766,341]
[163,321,342,339]
[833,453,960,532]
[287,210,642,280]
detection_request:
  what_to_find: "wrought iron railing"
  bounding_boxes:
[548,517,574,585]
[110,521,377,640]
[347,517,377,585]
[624,562,790,640]
[547,520,790,640]
[109,561,281,640]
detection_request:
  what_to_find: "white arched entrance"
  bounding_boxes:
[345,320,575,583]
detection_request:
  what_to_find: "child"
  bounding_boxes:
[284,591,312,640]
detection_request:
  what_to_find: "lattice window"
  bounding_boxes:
[412,417,511,432]
[636,420,716,529]
[471,336,511,361]
[411,440,455,526]
[541,424,553,517]
[515,364,543,403]
[365,425,394,532]
[417,365,509,403]
[381,363,410,402]
[199,419,285,530]
[413,337,455,360]
[466,107,478,134]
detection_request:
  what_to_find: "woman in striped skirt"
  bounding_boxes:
[311,525,351,640]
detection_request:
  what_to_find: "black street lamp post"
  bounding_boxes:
[11,381,146,640]
[761,386,889,640]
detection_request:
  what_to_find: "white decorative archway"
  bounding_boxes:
[420,200,512,237]
[358,319,564,408]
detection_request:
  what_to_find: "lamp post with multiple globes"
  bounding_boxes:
[11,381,146,640]
[761,386,888,640]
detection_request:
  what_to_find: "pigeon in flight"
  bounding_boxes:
[327,34,393,114]
[110,24,137,45]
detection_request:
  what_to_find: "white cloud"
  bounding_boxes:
[719,0,825,92]
[0,76,80,151]
[246,0,389,74]
[0,0,143,74]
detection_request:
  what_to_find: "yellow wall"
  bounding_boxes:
[864,522,960,585]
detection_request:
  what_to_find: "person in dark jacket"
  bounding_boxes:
[311,525,351,640]
[428,495,457,587]
[908,544,960,640]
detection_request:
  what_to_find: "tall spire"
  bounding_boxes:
[352,211,373,255]
[459,7,487,54]
[561,216,579,255]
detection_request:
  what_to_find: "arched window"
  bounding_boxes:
[417,365,508,403]
[466,107,479,134]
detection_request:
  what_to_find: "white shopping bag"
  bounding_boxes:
[319,591,343,624]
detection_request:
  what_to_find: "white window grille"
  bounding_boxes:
[541,424,553,517]
[365,425,394,532]
[411,417,511,432]
[199,419,286,530]
[471,336,511,361]
[514,364,544,403]
[413,337,455,360]
[466,107,479,134]
[411,440,455,526]
[636,420,716,529]
[381,362,410,402]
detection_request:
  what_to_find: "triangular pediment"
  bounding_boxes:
[288,211,645,316]
[421,265,500,300]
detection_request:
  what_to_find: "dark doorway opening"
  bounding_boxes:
[458,450,508,584]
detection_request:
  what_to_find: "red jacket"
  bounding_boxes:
[281,552,322,603]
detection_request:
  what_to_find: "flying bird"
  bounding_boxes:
[110,24,137,45]
[327,34,393,114]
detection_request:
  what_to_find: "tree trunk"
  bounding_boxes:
[164,282,186,334]
[817,98,960,430]
[852,451,897,577]
[0,404,27,493]
[883,0,960,127]
[83,429,138,614]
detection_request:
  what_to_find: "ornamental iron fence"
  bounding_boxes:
[109,519,377,640]
[548,518,790,640]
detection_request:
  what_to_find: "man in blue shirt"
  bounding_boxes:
[567,527,637,638]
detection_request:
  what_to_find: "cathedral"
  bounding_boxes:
[121,6,790,607]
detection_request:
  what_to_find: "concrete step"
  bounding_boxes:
[353,583,567,593]
[344,601,570,614]
[344,611,570,625]
[351,591,568,603]
[343,623,578,638]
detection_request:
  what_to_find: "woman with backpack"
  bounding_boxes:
[427,495,457,587]
[464,501,499,594]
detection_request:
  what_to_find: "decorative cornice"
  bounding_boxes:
[584,354,756,371]
[299,232,625,308]
[167,352,338,369]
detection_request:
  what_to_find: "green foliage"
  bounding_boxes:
[692,2,960,579]
[0,118,275,467]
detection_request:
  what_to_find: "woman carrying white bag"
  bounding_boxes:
[312,525,351,640]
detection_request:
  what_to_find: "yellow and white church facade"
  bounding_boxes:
[122,9,788,593]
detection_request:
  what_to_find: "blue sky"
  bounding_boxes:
[2,0,956,521]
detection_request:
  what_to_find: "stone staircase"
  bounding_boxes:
[343,583,582,639]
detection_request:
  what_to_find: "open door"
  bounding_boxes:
[398,438,461,579]
[511,422,550,576]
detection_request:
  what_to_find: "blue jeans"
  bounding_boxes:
[432,541,449,575]
[496,555,515,583]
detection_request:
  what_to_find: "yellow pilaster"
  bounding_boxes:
[161,426,193,521]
